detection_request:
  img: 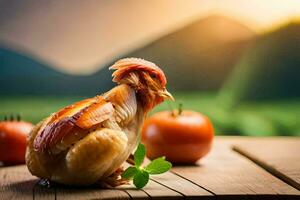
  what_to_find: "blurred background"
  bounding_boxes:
[0,0,299,136]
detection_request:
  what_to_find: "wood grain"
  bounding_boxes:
[1,137,300,200]
[119,183,149,199]
[56,187,130,200]
[150,171,213,199]
[121,163,185,199]
[232,137,300,190]
[34,185,56,200]
[171,137,300,199]
[125,160,213,199]
[140,178,182,199]
[0,165,55,200]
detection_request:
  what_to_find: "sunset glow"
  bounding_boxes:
[0,0,299,73]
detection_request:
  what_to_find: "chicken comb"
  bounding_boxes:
[110,58,167,86]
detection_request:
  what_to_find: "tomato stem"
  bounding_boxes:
[178,103,183,116]
[168,102,183,117]
[167,102,176,117]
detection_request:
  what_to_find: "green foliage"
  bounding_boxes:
[145,157,172,174]
[134,143,146,167]
[133,170,149,189]
[1,94,299,136]
[122,143,172,189]
[121,167,138,179]
[0,95,82,123]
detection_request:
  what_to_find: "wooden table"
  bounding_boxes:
[1,136,300,200]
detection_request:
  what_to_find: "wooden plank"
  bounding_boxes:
[56,179,183,200]
[150,171,213,199]
[232,137,300,190]
[123,161,213,199]
[34,185,56,200]
[121,162,185,199]
[0,166,35,200]
[56,187,130,200]
[119,183,149,199]
[0,165,55,200]
[140,178,182,199]
[0,165,183,200]
[57,189,130,200]
[171,137,300,200]
[1,137,300,200]
[34,179,56,200]
[0,165,131,200]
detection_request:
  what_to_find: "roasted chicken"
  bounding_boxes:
[26,58,173,186]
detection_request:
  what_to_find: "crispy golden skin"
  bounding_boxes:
[26,58,173,186]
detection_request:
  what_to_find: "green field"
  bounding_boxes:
[1,93,299,136]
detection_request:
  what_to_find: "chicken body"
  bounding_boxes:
[26,58,172,186]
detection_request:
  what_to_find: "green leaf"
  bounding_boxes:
[121,166,138,179]
[133,170,149,189]
[145,157,172,174]
[122,143,172,189]
[134,143,146,167]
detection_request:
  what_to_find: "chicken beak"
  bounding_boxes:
[160,88,174,101]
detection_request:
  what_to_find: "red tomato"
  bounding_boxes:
[142,110,214,164]
[0,121,33,165]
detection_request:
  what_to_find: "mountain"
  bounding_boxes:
[126,15,255,90]
[0,15,255,94]
[219,22,300,105]
[0,48,114,96]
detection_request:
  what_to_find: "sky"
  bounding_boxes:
[0,0,300,74]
